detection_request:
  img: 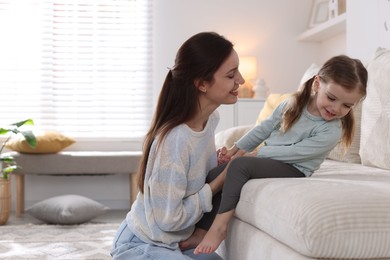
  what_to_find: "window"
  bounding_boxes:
[0,0,152,140]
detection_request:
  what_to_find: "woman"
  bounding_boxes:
[111,31,244,259]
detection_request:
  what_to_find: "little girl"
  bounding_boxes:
[194,55,368,255]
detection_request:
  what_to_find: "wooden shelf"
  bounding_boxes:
[297,13,346,42]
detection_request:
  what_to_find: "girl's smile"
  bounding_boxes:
[309,76,363,121]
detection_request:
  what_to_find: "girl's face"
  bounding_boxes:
[203,50,244,105]
[310,76,364,121]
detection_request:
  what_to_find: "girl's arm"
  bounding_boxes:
[236,101,286,152]
[258,122,341,163]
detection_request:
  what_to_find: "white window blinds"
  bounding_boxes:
[0,0,152,139]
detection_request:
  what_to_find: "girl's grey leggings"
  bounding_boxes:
[196,156,305,230]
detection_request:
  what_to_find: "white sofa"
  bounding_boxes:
[215,47,390,259]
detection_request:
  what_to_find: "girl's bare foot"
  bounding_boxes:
[194,210,234,255]
[193,223,227,254]
[179,228,207,250]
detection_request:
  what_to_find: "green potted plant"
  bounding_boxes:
[0,119,37,179]
[0,119,36,225]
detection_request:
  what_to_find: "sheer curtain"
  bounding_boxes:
[0,0,152,140]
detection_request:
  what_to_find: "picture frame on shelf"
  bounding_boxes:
[329,0,346,19]
[337,0,346,15]
[309,0,329,28]
[329,0,338,19]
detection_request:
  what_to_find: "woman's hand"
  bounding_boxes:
[217,146,230,165]
[210,147,252,194]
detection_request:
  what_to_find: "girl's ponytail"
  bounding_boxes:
[281,77,314,132]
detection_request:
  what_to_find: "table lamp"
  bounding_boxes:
[239,56,257,98]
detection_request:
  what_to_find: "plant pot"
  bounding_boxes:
[0,178,11,225]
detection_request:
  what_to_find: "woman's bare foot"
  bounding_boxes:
[193,223,227,254]
[179,228,207,250]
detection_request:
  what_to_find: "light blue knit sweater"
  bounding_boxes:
[127,111,219,249]
[236,100,342,176]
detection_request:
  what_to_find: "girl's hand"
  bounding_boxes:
[231,149,247,159]
[217,146,231,165]
[244,150,257,157]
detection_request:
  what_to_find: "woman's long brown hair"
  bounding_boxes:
[282,55,367,148]
[137,32,234,193]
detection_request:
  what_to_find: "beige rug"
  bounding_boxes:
[0,223,120,259]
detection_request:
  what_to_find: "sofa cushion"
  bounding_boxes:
[6,130,75,154]
[255,93,292,124]
[360,47,390,170]
[27,194,109,225]
[298,63,320,90]
[215,125,252,149]
[235,160,390,258]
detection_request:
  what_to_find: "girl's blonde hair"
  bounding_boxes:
[281,55,367,148]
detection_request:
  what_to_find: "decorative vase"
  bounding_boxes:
[253,79,269,99]
[0,178,11,225]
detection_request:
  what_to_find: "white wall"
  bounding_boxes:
[152,0,319,101]
[347,0,380,61]
[319,33,346,62]
[347,0,390,61]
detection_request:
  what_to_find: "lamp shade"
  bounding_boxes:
[240,56,257,80]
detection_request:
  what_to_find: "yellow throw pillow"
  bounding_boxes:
[6,130,75,154]
[256,93,292,124]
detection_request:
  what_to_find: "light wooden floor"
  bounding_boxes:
[5,209,128,226]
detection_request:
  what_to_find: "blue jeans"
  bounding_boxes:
[111,220,223,260]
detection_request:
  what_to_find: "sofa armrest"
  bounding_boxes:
[215,124,253,149]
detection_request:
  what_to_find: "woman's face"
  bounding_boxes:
[204,50,244,106]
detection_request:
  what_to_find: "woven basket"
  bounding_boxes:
[0,178,11,225]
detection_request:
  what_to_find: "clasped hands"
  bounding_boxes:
[217,145,256,165]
